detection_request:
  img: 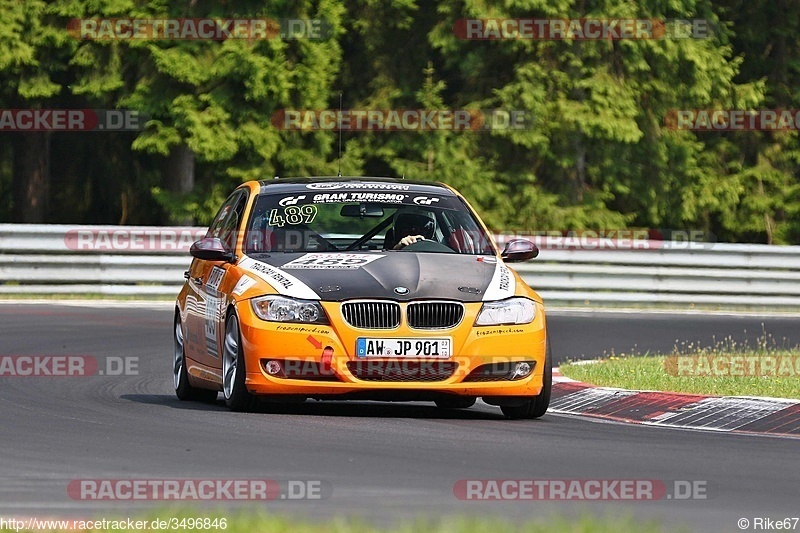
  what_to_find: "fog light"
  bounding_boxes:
[510,361,533,380]
[264,360,283,376]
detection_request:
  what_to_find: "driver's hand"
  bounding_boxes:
[394,235,425,249]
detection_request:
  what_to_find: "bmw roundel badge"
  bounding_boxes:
[394,286,409,295]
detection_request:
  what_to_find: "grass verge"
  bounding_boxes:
[1,510,679,533]
[559,331,800,399]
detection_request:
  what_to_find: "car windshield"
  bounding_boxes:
[243,187,496,255]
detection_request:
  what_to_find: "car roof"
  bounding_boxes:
[255,176,457,196]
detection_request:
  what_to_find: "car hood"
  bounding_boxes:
[238,252,516,302]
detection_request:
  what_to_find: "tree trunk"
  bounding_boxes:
[570,38,586,204]
[162,144,195,225]
[757,176,774,244]
[12,132,50,223]
[573,135,586,203]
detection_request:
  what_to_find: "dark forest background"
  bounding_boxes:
[2,0,799,243]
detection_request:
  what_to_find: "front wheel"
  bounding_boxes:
[500,336,552,420]
[174,314,218,402]
[222,313,258,412]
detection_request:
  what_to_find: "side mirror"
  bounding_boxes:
[501,238,539,262]
[190,238,235,262]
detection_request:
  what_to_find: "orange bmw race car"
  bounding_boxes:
[174,177,551,419]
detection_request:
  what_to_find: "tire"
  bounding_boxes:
[435,397,477,409]
[500,335,552,420]
[174,314,218,402]
[222,313,258,412]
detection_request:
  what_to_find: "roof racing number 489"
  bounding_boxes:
[268,205,317,227]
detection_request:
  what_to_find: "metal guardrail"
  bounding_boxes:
[513,246,800,308]
[0,225,203,296]
[1,224,799,308]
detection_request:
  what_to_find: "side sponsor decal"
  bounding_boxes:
[475,326,523,337]
[203,266,226,358]
[232,275,257,296]
[282,253,384,270]
[482,261,516,301]
[238,257,320,300]
[206,266,225,292]
[204,294,222,358]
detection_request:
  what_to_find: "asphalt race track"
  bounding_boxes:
[1,302,798,532]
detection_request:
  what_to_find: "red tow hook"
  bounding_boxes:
[321,346,335,375]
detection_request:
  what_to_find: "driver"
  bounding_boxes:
[391,210,437,249]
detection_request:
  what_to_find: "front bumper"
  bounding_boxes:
[237,299,547,398]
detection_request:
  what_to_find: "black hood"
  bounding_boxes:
[254,252,498,302]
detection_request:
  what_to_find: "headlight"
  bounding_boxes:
[251,296,329,324]
[475,298,536,326]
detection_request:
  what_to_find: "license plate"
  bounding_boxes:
[356,338,451,358]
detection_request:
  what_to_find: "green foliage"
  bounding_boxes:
[0,0,72,102]
[151,183,230,226]
[0,0,798,242]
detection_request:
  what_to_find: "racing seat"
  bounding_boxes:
[382,228,396,250]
